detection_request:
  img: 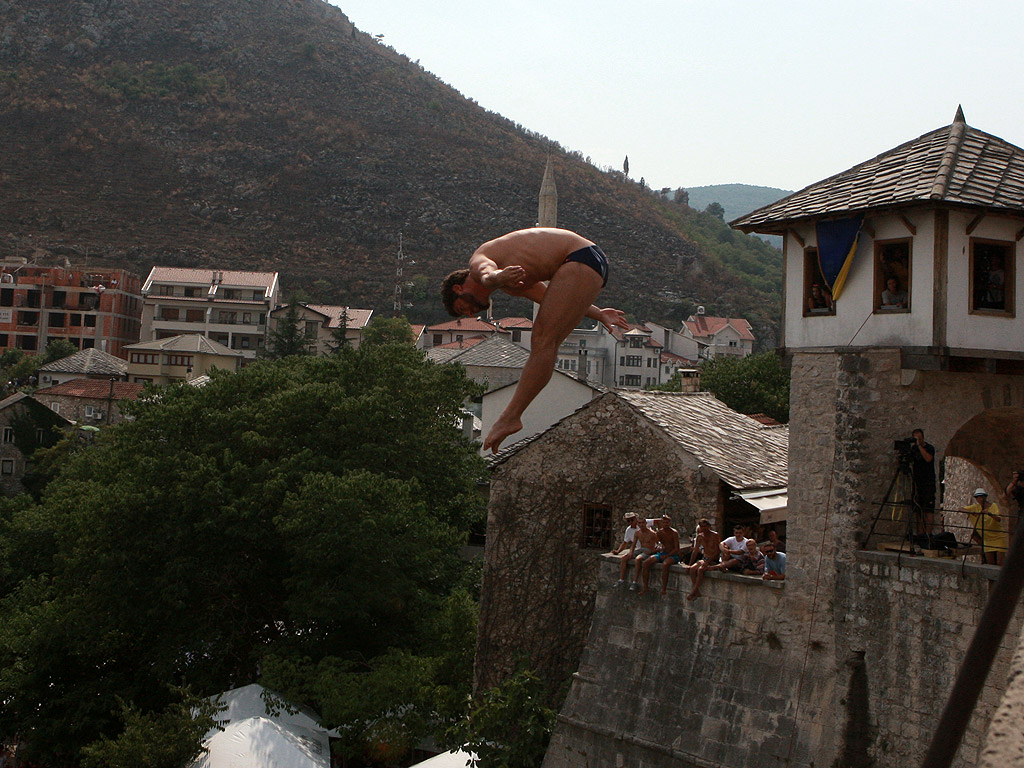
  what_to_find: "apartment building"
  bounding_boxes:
[140,268,280,360]
[0,261,143,358]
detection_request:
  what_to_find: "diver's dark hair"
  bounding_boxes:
[441,269,471,317]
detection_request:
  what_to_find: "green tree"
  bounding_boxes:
[362,315,415,347]
[449,668,557,768]
[699,352,790,423]
[327,308,350,353]
[705,201,725,220]
[41,338,78,364]
[0,348,485,764]
[80,688,223,768]
[265,304,309,358]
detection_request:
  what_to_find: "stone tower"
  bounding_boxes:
[727,106,1024,767]
[537,154,557,228]
[535,108,1024,768]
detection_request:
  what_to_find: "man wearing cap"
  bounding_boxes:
[961,489,1006,566]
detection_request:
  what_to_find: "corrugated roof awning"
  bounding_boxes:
[737,488,788,524]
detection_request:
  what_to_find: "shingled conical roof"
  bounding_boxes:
[732,107,1024,233]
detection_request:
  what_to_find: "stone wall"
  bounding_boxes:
[542,552,1018,768]
[476,394,722,696]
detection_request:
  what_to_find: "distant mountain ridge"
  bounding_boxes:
[685,184,793,224]
[0,0,782,336]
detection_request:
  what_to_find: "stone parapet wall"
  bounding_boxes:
[543,551,1020,768]
[842,551,1016,765]
[544,557,795,768]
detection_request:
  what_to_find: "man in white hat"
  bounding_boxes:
[960,488,1006,566]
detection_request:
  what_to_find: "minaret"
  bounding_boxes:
[537,154,557,228]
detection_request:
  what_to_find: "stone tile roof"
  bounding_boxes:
[490,390,788,491]
[618,391,788,490]
[431,334,530,369]
[126,334,242,356]
[37,348,128,376]
[304,305,373,330]
[684,315,755,342]
[733,107,1024,232]
[36,379,144,400]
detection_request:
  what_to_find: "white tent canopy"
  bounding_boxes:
[409,749,476,768]
[190,684,334,768]
[191,717,330,768]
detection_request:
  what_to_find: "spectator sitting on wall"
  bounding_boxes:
[880,277,908,308]
[962,488,1007,566]
[807,283,832,313]
[758,527,786,553]
[639,515,681,596]
[686,518,722,601]
[612,513,640,587]
[629,518,661,592]
[715,525,749,572]
[762,542,786,580]
[740,539,765,576]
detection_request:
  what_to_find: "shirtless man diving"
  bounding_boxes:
[441,228,628,452]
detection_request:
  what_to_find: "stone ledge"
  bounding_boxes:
[857,549,1000,581]
[600,552,785,589]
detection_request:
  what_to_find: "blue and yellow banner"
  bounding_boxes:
[815,215,863,301]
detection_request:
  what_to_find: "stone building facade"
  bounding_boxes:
[477,390,787,697]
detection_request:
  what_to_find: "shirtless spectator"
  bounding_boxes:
[629,518,661,591]
[686,518,722,600]
[740,539,765,576]
[612,513,640,587]
[762,543,787,581]
[639,515,681,595]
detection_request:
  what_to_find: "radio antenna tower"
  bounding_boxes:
[393,233,406,316]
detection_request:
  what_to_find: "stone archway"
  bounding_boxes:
[946,406,1024,493]
[944,407,1024,540]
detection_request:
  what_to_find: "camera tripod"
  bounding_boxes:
[864,453,924,552]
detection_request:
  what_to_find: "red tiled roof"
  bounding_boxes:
[747,413,783,426]
[426,317,503,333]
[684,316,755,342]
[661,351,698,365]
[495,317,534,329]
[38,379,144,400]
[145,267,278,289]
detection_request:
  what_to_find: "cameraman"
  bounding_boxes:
[1007,470,1024,532]
[910,428,937,534]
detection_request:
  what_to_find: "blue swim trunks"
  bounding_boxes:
[564,245,608,287]
[653,552,681,564]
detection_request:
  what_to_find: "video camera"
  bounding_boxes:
[894,437,917,463]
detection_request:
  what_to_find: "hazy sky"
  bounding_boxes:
[330,0,1023,194]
